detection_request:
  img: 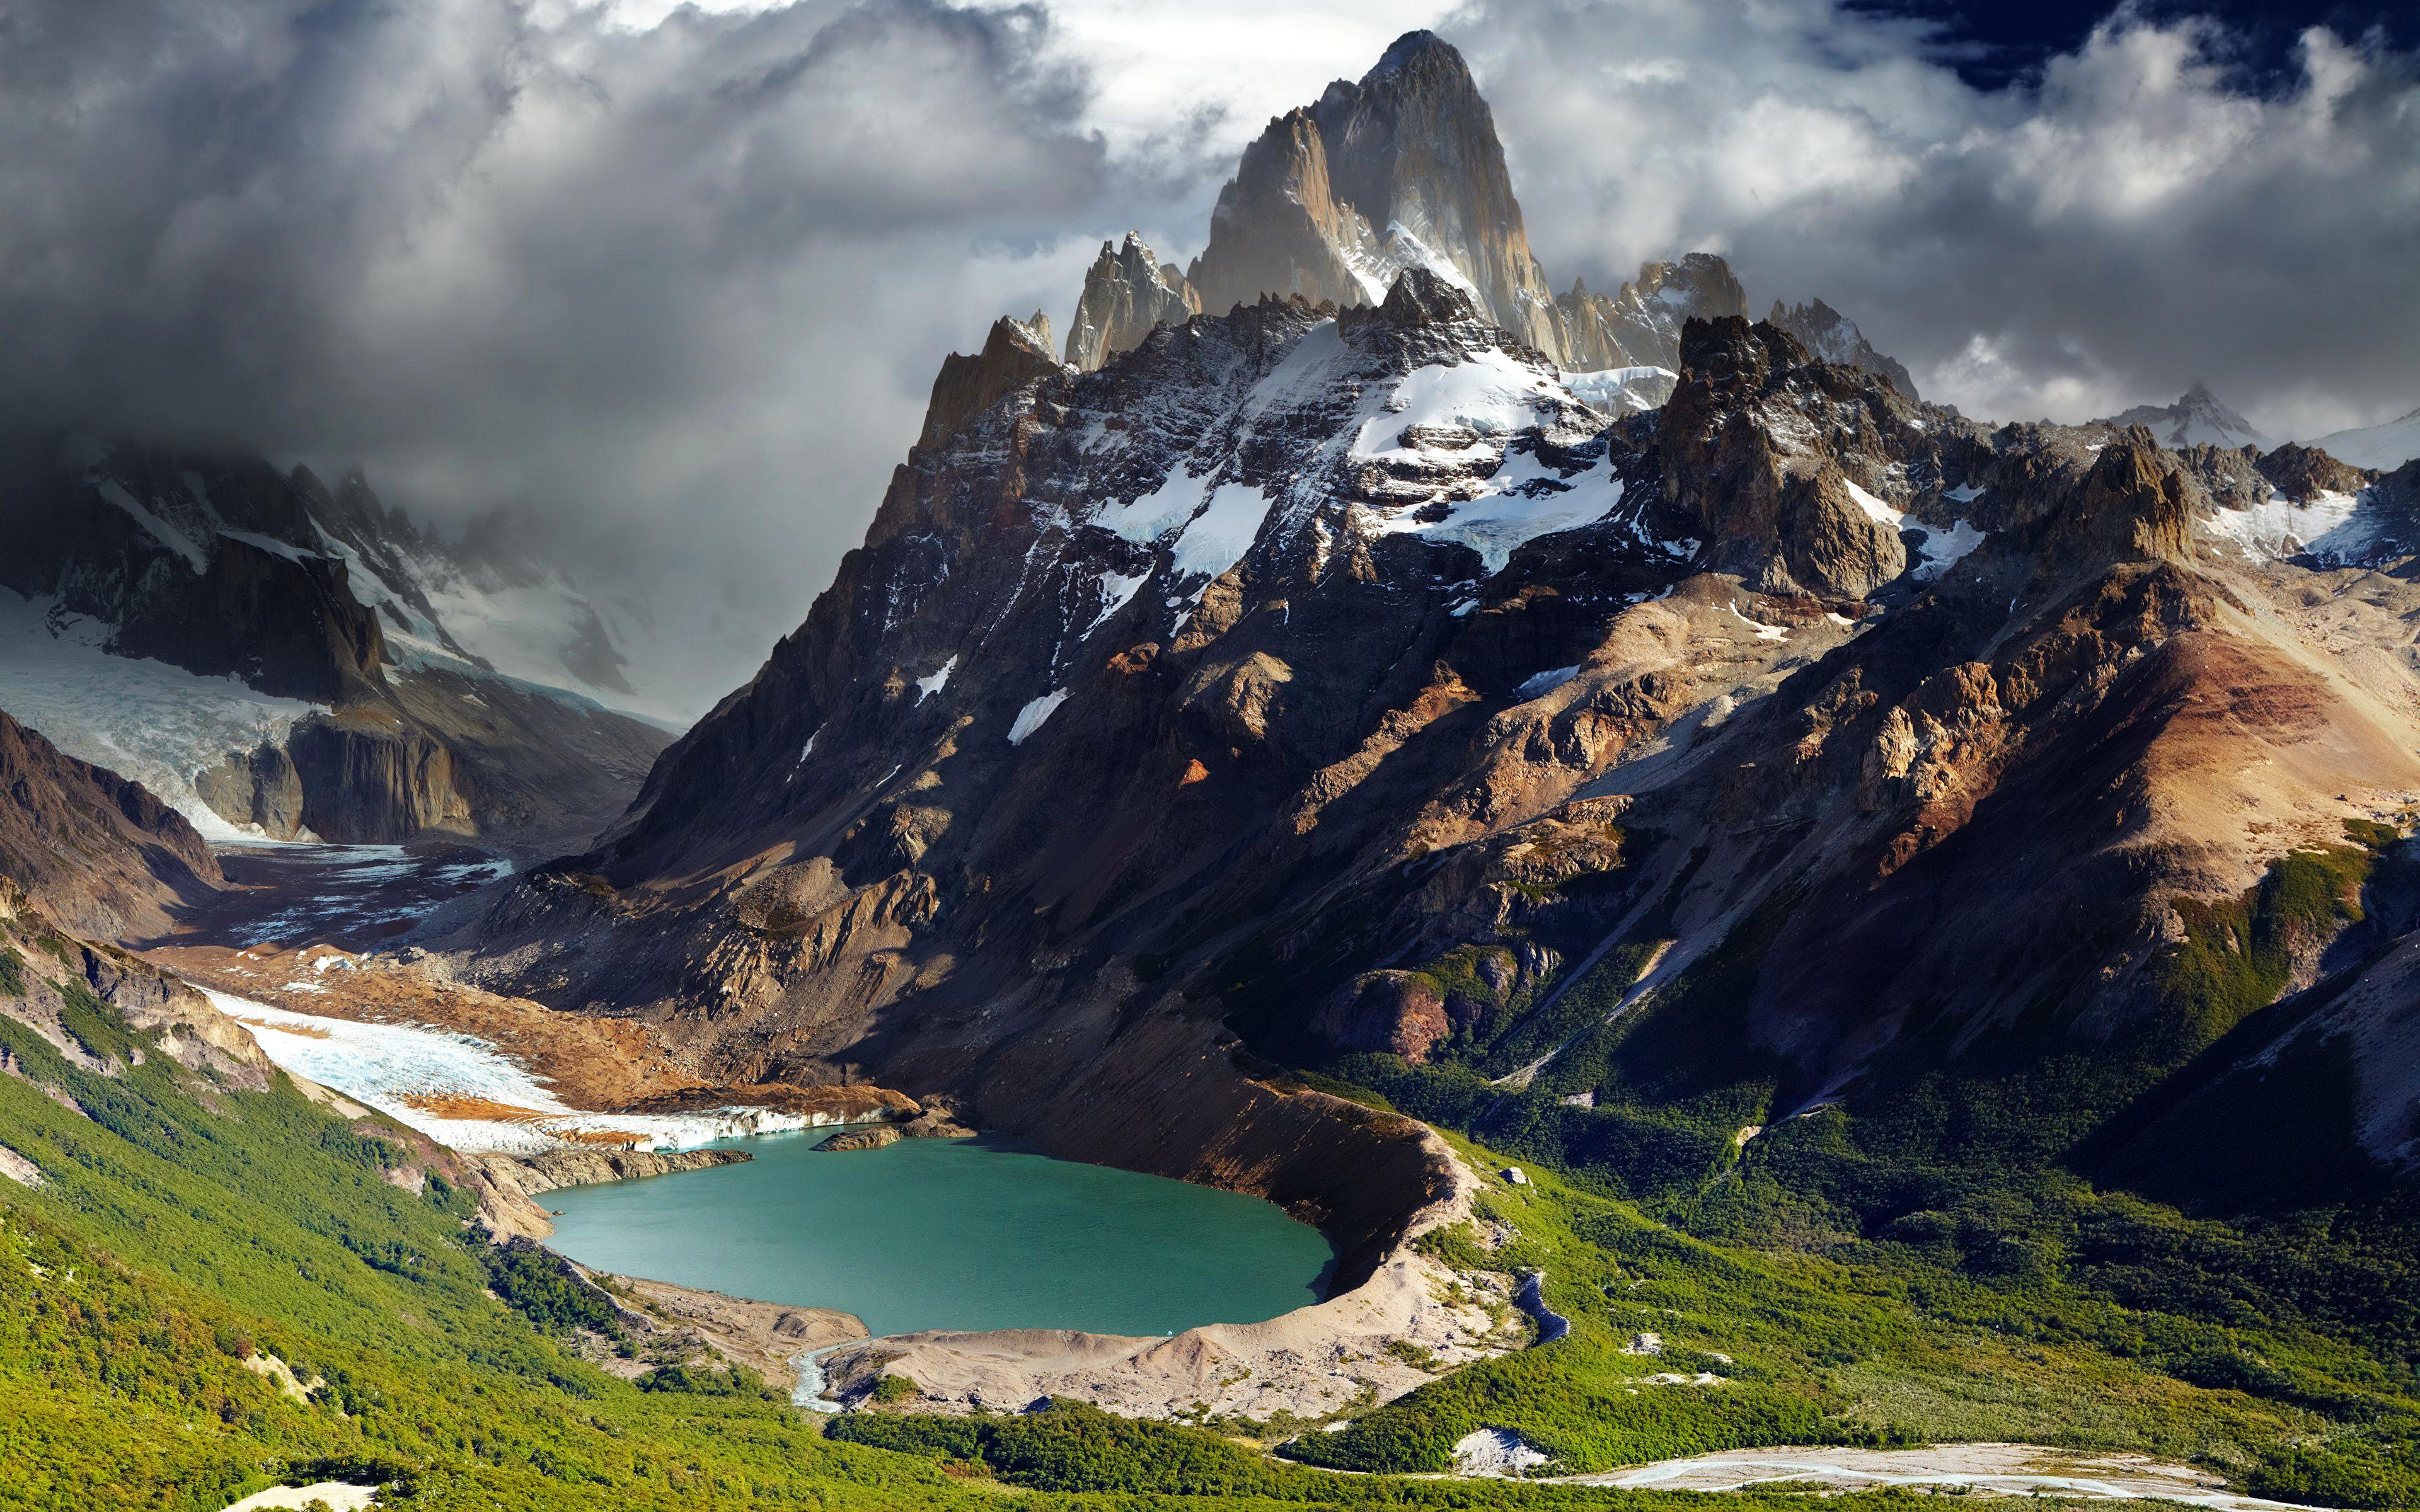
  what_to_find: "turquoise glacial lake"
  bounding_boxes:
[544,1130,1336,1338]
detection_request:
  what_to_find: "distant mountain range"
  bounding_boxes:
[0,438,668,849]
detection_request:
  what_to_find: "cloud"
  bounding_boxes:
[1446,0,2420,436]
[2,0,2412,718]
[0,0,1121,713]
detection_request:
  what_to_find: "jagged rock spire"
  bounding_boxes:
[1063,232,1201,371]
[1184,31,1564,358]
[1554,253,1747,373]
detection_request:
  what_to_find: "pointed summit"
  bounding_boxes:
[1185,31,1564,357]
[1767,297,1918,401]
[1063,232,1201,371]
[918,314,1063,448]
[2097,384,2271,452]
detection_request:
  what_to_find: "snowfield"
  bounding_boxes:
[206,988,831,1154]
[2198,489,2382,564]
[2312,406,2420,471]
[0,592,324,842]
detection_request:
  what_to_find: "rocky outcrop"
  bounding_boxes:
[814,1125,900,1151]
[2255,441,2370,501]
[1064,235,1201,370]
[919,314,1063,447]
[1656,316,1912,597]
[1767,297,1918,401]
[1186,32,1564,357]
[478,1146,751,1195]
[0,711,221,939]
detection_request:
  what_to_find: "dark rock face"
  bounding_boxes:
[922,315,1064,448]
[0,709,221,939]
[1657,317,1910,597]
[2256,441,2371,501]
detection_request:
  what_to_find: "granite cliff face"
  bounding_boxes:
[1066,236,1202,372]
[1186,32,1564,359]
[0,439,671,849]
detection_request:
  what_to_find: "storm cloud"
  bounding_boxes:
[1454,0,2420,437]
[0,0,2413,716]
[0,0,1116,707]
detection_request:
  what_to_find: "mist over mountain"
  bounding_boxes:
[8,14,2420,1511]
[0,0,2411,718]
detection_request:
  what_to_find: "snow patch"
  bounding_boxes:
[95,480,207,572]
[1085,570,1150,635]
[1841,479,1986,581]
[914,656,958,702]
[1729,605,1787,642]
[1170,486,1275,586]
[1007,689,1069,745]
[2199,489,2375,563]
[1516,665,1579,700]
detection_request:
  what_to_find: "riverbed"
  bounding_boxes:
[546,1128,1335,1339]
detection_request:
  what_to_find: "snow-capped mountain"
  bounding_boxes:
[1766,297,1918,401]
[2097,382,2272,450]
[430,32,2420,1267]
[0,439,671,847]
[2312,404,2420,470]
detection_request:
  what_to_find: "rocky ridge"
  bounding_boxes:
[0,439,671,848]
[0,708,221,939]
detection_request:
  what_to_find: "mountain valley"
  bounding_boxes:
[4,24,2420,1512]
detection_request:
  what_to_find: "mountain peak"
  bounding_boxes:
[1766,296,1919,401]
[2098,383,2270,452]
[1185,32,1562,357]
[1064,232,1200,370]
[1364,28,1465,84]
